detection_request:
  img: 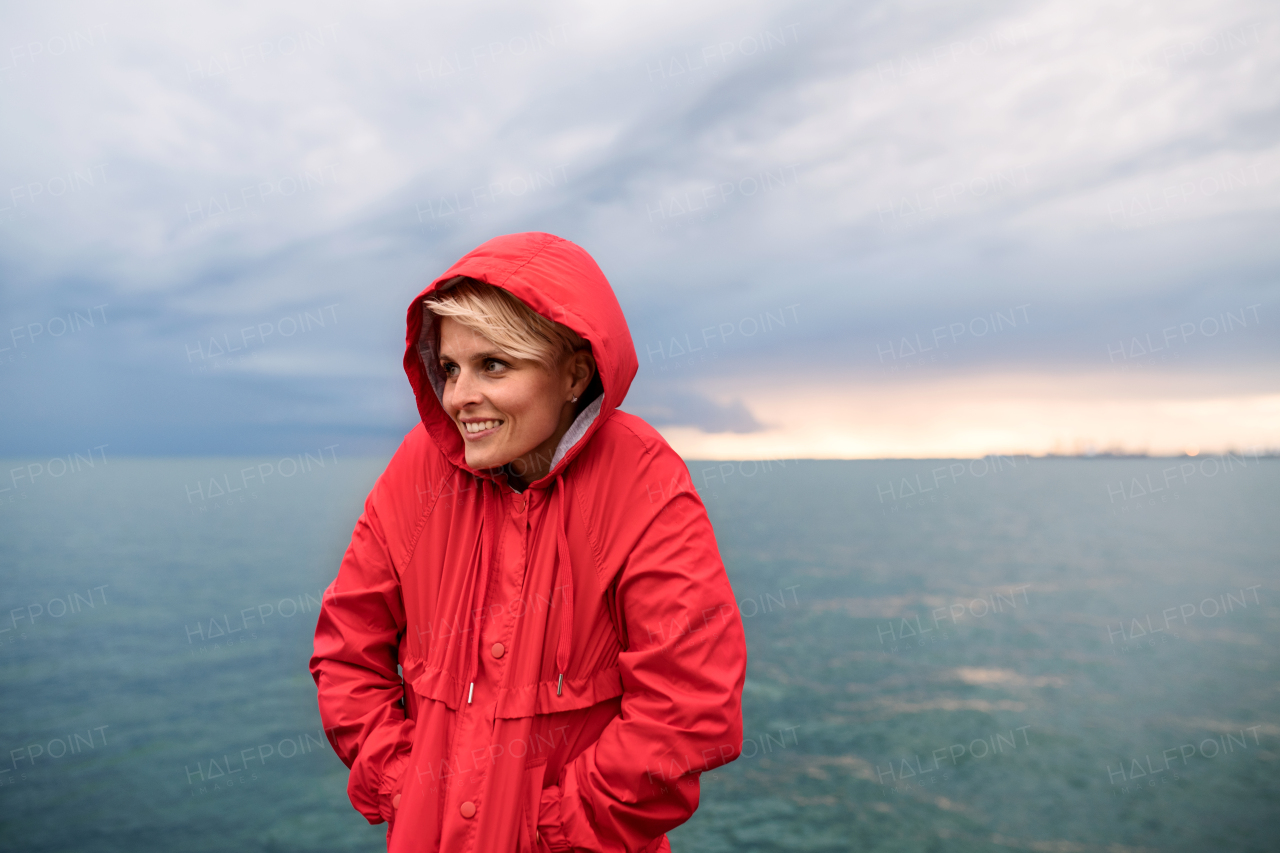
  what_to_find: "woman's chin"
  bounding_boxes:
[464,446,510,472]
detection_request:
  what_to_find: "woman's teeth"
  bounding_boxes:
[464,420,502,434]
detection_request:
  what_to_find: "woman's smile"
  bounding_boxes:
[460,418,504,438]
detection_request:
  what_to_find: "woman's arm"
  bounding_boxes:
[309,500,415,825]
[540,489,748,852]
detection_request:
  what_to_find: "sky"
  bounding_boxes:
[1,0,1276,460]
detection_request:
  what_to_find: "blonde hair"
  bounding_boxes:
[423,276,589,370]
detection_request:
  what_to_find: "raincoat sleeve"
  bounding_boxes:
[542,483,747,852]
[309,498,415,825]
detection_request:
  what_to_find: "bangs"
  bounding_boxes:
[423,277,588,369]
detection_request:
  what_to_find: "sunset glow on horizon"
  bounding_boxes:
[654,370,1280,460]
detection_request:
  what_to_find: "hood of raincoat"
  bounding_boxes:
[403,232,638,487]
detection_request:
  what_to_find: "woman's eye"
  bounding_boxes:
[485,360,507,373]
[441,363,457,377]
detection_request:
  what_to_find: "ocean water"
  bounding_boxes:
[0,455,1276,852]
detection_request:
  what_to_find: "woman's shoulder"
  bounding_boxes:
[590,410,685,467]
[577,410,699,499]
[380,421,450,472]
[365,424,457,519]
[571,411,707,548]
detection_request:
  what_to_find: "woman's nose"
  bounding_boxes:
[452,366,483,406]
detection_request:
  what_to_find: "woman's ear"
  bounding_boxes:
[569,351,595,396]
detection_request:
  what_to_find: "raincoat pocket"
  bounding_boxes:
[519,759,548,852]
[379,749,411,833]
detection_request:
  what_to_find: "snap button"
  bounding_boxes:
[460,800,476,818]
[491,642,505,659]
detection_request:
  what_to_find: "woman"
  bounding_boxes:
[310,232,747,853]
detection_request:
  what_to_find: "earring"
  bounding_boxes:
[571,395,579,403]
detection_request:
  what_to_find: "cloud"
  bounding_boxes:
[624,388,766,433]
[1,0,1277,455]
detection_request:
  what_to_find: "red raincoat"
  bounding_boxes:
[310,232,747,852]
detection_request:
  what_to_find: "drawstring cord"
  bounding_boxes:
[463,470,574,704]
[553,472,574,695]
[465,478,497,704]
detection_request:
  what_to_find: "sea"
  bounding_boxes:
[0,454,1276,852]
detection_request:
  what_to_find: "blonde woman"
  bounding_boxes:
[310,232,747,852]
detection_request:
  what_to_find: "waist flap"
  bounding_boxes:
[403,658,623,717]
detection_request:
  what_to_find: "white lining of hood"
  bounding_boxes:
[417,303,604,478]
[549,394,603,472]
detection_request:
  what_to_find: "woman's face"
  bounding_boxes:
[437,316,590,483]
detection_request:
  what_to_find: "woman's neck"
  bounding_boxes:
[503,465,528,493]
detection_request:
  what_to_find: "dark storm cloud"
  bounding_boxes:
[624,389,766,434]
